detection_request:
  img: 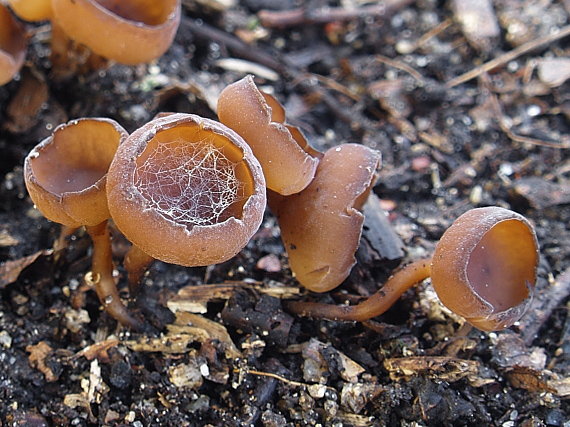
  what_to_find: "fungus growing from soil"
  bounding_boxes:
[0,4,26,86]
[50,0,181,65]
[269,143,381,293]
[23,118,141,329]
[106,113,266,290]
[287,206,539,331]
[217,75,320,195]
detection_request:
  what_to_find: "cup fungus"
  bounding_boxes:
[24,118,141,329]
[106,113,266,287]
[0,4,26,86]
[217,75,320,195]
[287,206,539,331]
[270,143,381,293]
[50,0,181,65]
[6,0,52,22]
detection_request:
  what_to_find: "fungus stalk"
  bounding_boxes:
[124,244,156,294]
[86,221,142,330]
[287,258,431,322]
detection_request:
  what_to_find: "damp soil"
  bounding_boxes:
[0,1,569,426]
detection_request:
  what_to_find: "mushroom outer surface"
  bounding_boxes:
[0,5,26,86]
[7,0,52,22]
[270,143,381,293]
[106,113,267,267]
[51,0,181,65]
[24,118,127,227]
[431,207,539,331]
[217,75,320,195]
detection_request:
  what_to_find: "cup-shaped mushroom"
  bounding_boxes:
[106,113,267,267]
[24,118,127,227]
[217,75,320,195]
[270,144,381,293]
[0,4,26,86]
[7,0,52,22]
[51,0,181,65]
[431,207,539,331]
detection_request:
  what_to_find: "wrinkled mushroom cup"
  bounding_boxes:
[106,113,267,283]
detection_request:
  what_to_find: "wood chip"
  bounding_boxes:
[538,58,570,87]
[451,0,500,51]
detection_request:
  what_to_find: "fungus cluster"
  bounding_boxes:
[24,112,267,328]
[23,75,539,332]
[1,0,181,85]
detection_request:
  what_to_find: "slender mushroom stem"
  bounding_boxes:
[286,257,432,322]
[124,244,156,294]
[53,225,78,254]
[86,221,142,330]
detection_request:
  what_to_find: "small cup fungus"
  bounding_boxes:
[50,0,181,65]
[0,4,26,86]
[287,206,539,331]
[270,143,381,293]
[217,75,320,195]
[6,0,52,22]
[106,113,266,286]
[24,118,141,329]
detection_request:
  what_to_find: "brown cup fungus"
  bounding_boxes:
[218,75,320,195]
[51,0,181,65]
[6,0,52,22]
[270,144,381,293]
[106,113,266,287]
[0,4,26,86]
[288,206,539,331]
[24,118,141,329]
[431,207,538,330]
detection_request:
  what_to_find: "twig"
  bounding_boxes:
[481,74,570,149]
[375,54,424,83]
[258,0,414,28]
[446,24,570,88]
[181,17,357,123]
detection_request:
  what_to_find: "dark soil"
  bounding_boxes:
[1,0,569,426]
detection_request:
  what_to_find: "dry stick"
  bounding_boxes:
[481,74,570,149]
[446,24,570,88]
[181,18,355,124]
[258,0,414,28]
[86,221,142,330]
[286,258,432,322]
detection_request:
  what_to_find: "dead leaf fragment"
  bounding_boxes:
[383,356,489,385]
[26,341,58,382]
[169,355,205,389]
[0,230,19,247]
[302,338,365,384]
[0,250,51,289]
[172,311,242,359]
[340,383,385,413]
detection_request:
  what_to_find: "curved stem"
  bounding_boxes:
[124,244,155,295]
[286,257,433,322]
[86,221,142,330]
